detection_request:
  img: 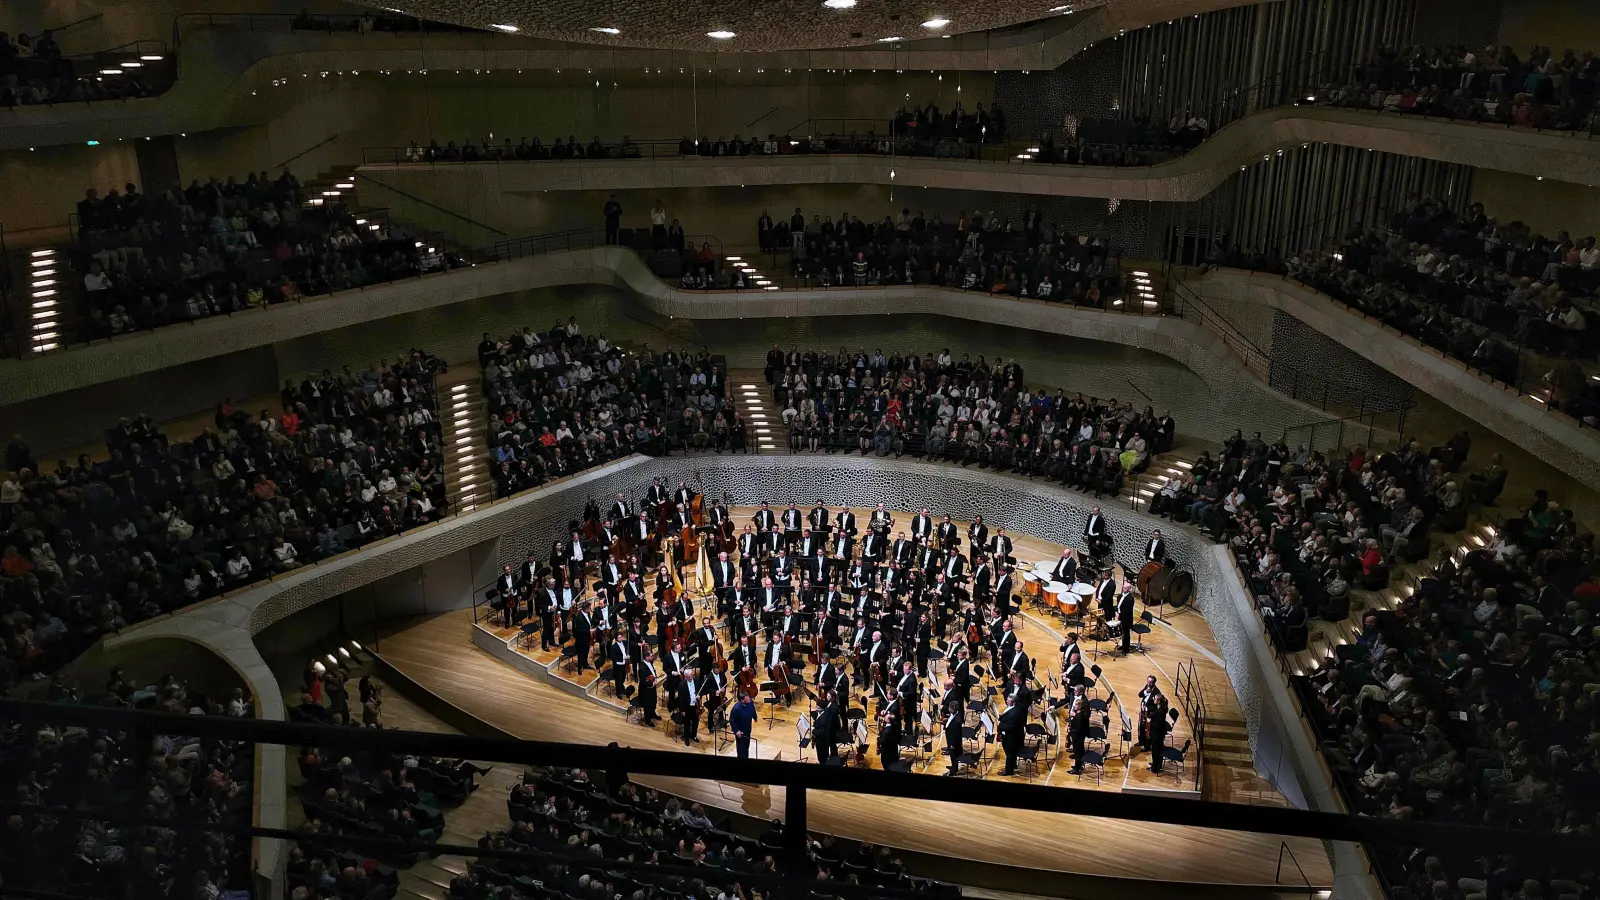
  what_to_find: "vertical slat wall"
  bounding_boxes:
[1162,144,1474,262]
[1116,0,1418,133]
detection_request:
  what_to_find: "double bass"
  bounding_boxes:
[736,657,758,699]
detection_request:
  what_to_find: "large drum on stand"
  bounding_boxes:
[1140,562,1194,608]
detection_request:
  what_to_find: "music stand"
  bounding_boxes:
[795,714,813,762]
[759,681,781,728]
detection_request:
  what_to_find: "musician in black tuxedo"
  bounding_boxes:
[535,578,560,650]
[941,684,965,775]
[941,552,966,583]
[1118,589,1137,654]
[1005,640,1031,683]
[808,501,831,534]
[988,528,1013,566]
[994,566,1015,620]
[998,693,1028,776]
[710,551,738,614]
[770,550,795,584]
[1147,689,1172,773]
[676,667,702,745]
[1062,650,1087,690]
[892,532,915,566]
[829,529,854,562]
[949,647,973,708]
[1083,505,1111,558]
[496,565,520,625]
[1050,548,1077,584]
[608,635,632,696]
[801,530,824,561]
[1144,529,1166,563]
[673,481,695,509]
[966,516,988,562]
[637,650,661,726]
[936,515,960,551]
[781,504,803,543]
[630,512,653,551]
[911,508,933,542]
[1067,686,1090,774]
[571,603,594,672]
[835,507,858,536]
[609,493,633,523]
[753,502,778,532]
[877,709,903,767]
[645,478,669,511]
[861,531,886,564]
[806,548,830,584]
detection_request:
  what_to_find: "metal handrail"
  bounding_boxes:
[353,171,508,237]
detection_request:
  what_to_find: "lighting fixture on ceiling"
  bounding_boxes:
[589,26,621,34]
[707,30,736,39]
[823,0,857,7]
[921,18,950,28]
[489,23,519,32]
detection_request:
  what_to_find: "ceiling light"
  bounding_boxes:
[140,54,164,61]
[877,36,903,42]
[824,0,857,6]
[589,26,620,34]
[707,30,736,39]
[921,18,950,28]
[489,23,519,32]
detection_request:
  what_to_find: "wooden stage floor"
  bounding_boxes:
[374,507,1331,888]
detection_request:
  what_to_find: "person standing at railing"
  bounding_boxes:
[650,200,668,250]
[603,194,623,245]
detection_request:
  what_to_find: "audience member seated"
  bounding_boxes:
[1280,198,1600,420]
[1198,431,1481,630]
[0,30,164,106]
[1308,44,1600,132]
[464,766,955,900]
[0,352,447,692]
[1295,489,1597,898]
[482,321,741,499]
[739,206,1124,304]
[67,176,454,345]
[766,347,1173,495]
[0,673,254,900]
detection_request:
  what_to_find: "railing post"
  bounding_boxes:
[784,785,808,854]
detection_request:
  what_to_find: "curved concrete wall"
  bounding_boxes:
[1185,269,1600,493]
[357,107,1600,203]
[102,452,1359,893]
[0,246,1337,445]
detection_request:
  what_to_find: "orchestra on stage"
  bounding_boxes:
[487,477,1187,779]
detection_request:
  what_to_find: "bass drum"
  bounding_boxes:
[1148,567,1195,608]
[1135,561,1165,598]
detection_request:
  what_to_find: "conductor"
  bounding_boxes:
[1117,589,1137,655]
[942,678,964,776]
[813,695,841,764]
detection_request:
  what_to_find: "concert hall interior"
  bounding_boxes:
[9,0,1600,898]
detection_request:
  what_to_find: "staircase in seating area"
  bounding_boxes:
[730,369,784,455]
[302,164,360,211]
[439,369,491,513]
[1124,444,1201,511]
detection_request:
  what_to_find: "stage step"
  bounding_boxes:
[440,371,491,512]
[729,369,785,455]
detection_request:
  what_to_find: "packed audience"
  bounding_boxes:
[0,671,254,900]
[1157,422,1600,897]
[766,347,1175,498]
[715,206,1124,303]
[482,321,743,499]
[0,351,448,693]
[0,31,168,107]
[68,175,457,344]
[1192,429,1483,630]
[461,765,955,900]
[1307,44,1600,131]
[1301,489,1595,898]
[1279,198,1600,418]
[291,667,491,888]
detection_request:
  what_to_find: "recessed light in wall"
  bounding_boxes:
[140,54,164,61]
[921,18,950,28]
[707,30,736,39]
[823,0,857,7]
[489,23,519,32]
[589,26,621,34]
[877,36,903,42]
